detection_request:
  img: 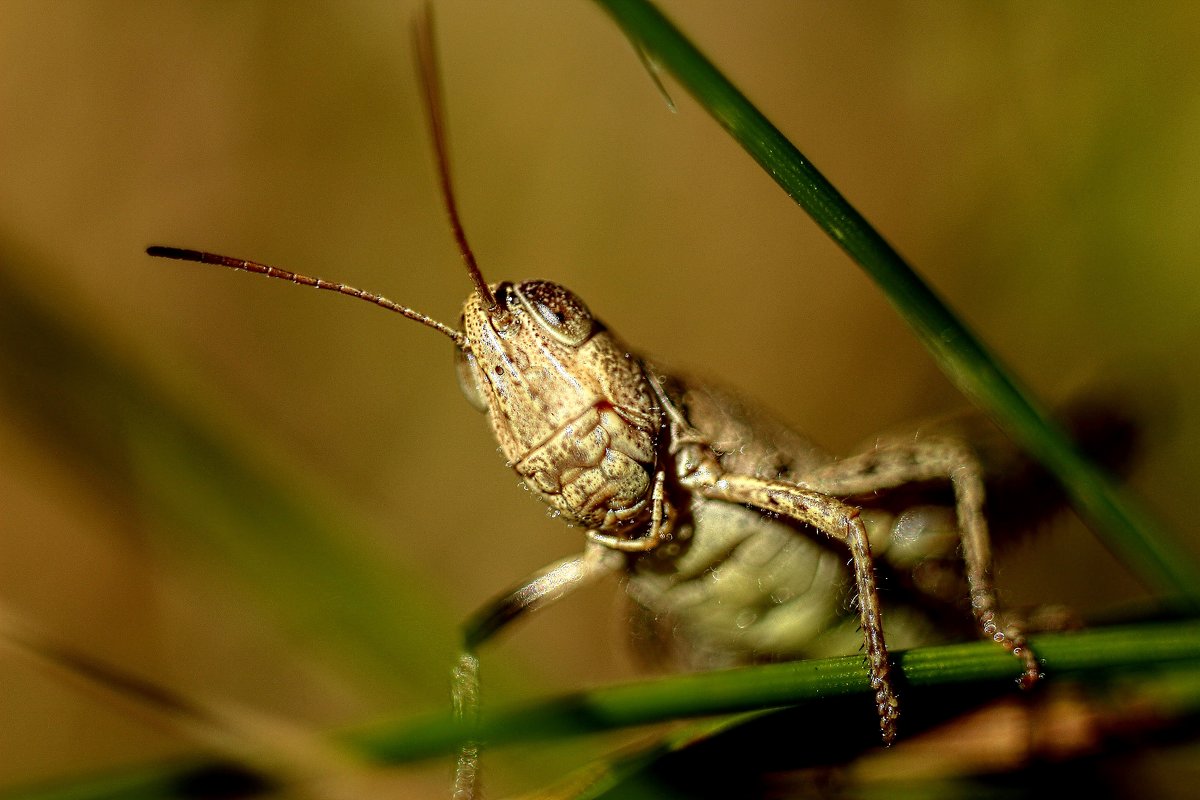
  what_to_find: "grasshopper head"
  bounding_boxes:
[415,12,658,533]
[456,280,663,530]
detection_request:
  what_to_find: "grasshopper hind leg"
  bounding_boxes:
[801,437,1042,688]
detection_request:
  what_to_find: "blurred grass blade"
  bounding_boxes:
[0,239,468,699]
[0,607,366,797]
[591,0,1200,610]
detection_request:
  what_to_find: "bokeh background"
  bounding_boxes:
[1,1,1198,796]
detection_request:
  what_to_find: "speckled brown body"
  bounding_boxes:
[148,167,1041,800]
[144,234,1054,800]
[150,17,1044,797]
[624,374,956,671]
[450,277,1041,761]
[146,248,1050,800]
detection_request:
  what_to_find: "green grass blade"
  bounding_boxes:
[582,662,1200,800]
[7,620,1198,799]
[350,619,1200,761]
[590,0,1200,610]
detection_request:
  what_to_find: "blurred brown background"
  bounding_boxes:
[1,1,1198,796]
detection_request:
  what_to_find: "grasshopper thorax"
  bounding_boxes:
[456,280,662,532]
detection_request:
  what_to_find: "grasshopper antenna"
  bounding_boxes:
[412,4,503,315]
[145,246,466,348]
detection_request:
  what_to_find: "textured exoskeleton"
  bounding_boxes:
[447,278,1041,799]
[148,10,1051,800]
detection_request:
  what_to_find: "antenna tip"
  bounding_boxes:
[147,246,213,265]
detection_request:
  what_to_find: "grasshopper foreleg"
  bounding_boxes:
[677,452,900,744]
[452,542,624,800]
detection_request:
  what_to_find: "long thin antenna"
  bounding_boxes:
[412,4,500,313]
[146,246,466,348]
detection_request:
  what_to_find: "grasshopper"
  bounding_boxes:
[149,9,1042,798]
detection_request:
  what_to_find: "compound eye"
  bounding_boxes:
[454,348,488,413]
[514,281,594,346]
